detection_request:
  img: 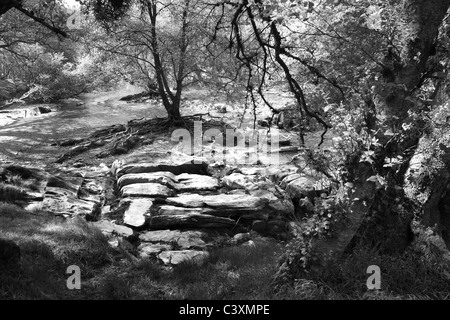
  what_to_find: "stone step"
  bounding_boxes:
[175,174,220,191]
[118,172,220,192]
[165,194,268,209]
[157,205,269,220]
[122,198,154,228]
[117,172,178,189]
[115,160,208,178]
[148,213,236,229]
[121,183,175,198]
[139,229,208,249]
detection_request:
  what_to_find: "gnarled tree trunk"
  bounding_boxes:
[310,0,450,272]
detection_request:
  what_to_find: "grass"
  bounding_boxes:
[1,201,449,300]
[0,183,28,202]
[0,203,113,299]
[272,246,450,300]
[318,248,450,299]
[0,165,43,202]
[0,202,285,300]
[170,238,284,299]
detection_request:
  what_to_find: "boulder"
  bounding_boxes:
[285,176,318,200]
[242,240,256,248]
[232,232,251,244]
[222,173,258,190]
[249,189,295,216]
[138,243,172,258]
[158,250,210,265]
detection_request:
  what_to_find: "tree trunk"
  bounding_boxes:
[146,0,183,122]
[165,98,182,121]
[307,0,450,273]
[352,0,450,252]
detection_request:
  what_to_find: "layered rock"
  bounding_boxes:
[106,158,308,265]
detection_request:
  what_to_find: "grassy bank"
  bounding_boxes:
[1,202,450,300]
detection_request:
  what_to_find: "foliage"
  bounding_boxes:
[0,1,92,103]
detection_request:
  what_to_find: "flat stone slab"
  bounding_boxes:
[139,230,207,249]
[203,194,266,209]
[165,194,205,208]
[157,205,267,220]
[175,174,220,191]
[123,198,154,228]
[118,172,219,192]
[93,220,134,237]
[158,205,205,216]
[148,213,237,229]
[165,194,266,210]
[158,250,210,265]
[116,160,208,178]
[117,172,178,189]
[121,183,174,198]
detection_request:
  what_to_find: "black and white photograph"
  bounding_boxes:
[1,0,450,305]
